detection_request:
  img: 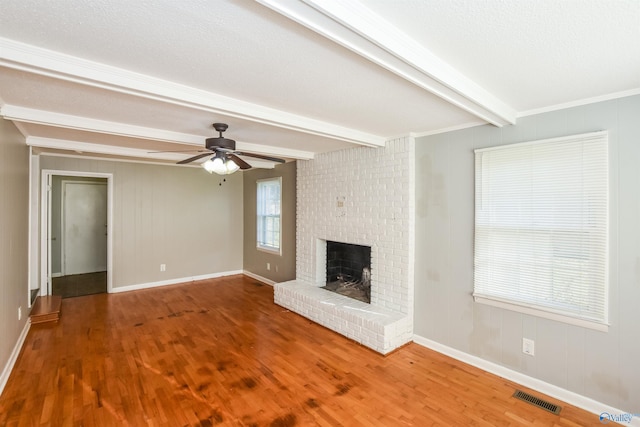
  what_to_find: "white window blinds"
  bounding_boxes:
[257,177,282,253]
[473,131,609,330]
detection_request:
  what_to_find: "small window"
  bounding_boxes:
[256,177,282,254]
[473,131,609,330]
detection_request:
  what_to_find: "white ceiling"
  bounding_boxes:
[1,0,638,166]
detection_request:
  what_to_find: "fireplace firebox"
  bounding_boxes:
[322,241,371,303]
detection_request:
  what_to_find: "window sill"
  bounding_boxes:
[257,245,282,256]
[473,295,609,332]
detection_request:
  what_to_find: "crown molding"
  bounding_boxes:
[516,88,640,118]
[257,0,516,127]
[413,120,486,138]
[0,37,385,147]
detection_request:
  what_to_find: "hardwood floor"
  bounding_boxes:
[1,275,602,426]
[29,296,62,324]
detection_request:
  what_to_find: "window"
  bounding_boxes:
[257,177,282,254]
[473,131,609,330]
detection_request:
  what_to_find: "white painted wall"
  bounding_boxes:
[414,95,640,412]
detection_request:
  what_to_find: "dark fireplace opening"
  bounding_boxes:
[322,241,371,304]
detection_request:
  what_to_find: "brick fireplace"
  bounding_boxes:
[275,137,415,354]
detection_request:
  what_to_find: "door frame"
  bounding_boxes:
[40,170,114,295]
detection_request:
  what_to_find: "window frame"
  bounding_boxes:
[473,131,609,332]
[256,177,282,255]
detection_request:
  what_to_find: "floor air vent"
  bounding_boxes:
[512,390,562,415]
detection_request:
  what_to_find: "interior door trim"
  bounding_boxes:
[40,169,114,295]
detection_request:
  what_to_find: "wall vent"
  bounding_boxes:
[512,390,562,415]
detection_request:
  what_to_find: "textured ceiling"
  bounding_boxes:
[0,0,638,165]
[362,0,640,112]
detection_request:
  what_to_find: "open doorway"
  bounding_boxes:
[41,171,113,298]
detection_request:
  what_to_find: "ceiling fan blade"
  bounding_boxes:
[158,124,286,168]
[233,151,286,163]
[228,153,252,170]
[177,152,214,164]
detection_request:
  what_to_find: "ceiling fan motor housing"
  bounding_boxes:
[205,137,236,150]
[206,123,236,150]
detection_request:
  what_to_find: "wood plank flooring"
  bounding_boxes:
[0,275,604,426]
[29,296,62,324]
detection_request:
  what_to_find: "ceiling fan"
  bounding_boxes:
[161,123,286,175]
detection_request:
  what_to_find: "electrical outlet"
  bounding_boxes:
[522,338,535,356]
[266,263,271,271]
[160,264,166,272]
[18,306,22,321]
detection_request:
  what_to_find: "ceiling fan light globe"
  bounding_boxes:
[211,157,228,175]
[201,159,216,173]
[225,159,240,174]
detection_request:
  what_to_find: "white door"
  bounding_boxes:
[62,181,108,275]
